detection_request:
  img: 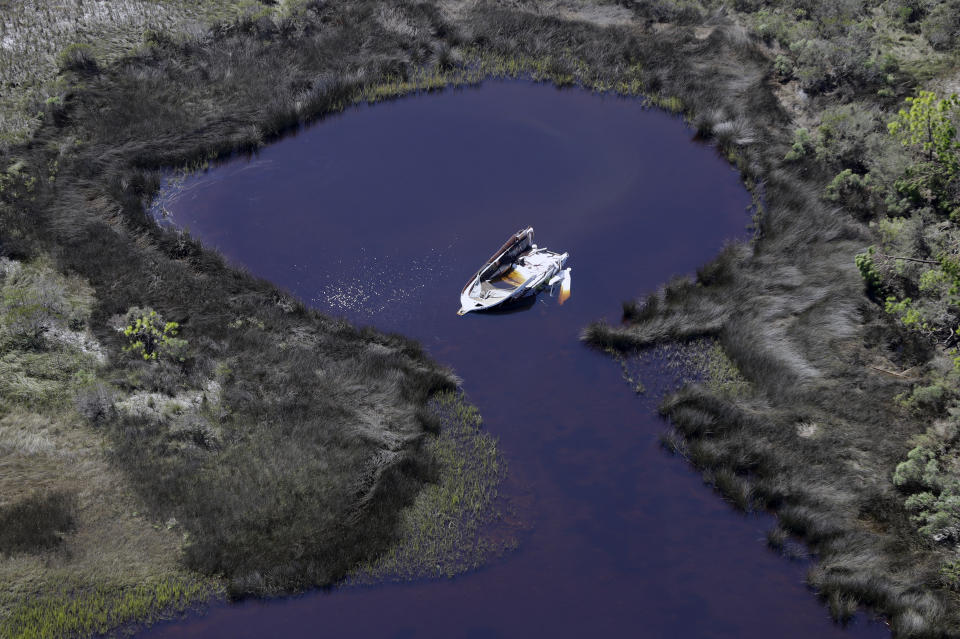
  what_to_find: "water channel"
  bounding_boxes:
[143,81,889,638]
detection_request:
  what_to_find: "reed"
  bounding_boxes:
[0,576,215,639]
[350,391,511,583]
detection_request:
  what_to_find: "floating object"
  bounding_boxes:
[549,267,572,305]
[458,227,571,315]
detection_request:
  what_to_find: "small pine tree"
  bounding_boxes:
[122,308,187,361]
[888,91,960,178]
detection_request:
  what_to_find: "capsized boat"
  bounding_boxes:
[458,227,571,315]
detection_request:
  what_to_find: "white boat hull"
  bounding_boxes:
[458,227,570,315]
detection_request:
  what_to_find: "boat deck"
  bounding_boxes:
[481,268,527,294]
[459,228,569,315]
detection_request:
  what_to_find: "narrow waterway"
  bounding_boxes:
[144,81,888,638]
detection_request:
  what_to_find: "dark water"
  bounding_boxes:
[145,81,888,639]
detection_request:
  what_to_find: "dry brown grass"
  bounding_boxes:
[0,406,214,624]
[0,0,291,148]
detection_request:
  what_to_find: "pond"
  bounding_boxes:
[143,81,888,638]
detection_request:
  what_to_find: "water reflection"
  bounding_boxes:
[478,293,539,315]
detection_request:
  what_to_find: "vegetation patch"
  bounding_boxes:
[0,576,214,639]
[0,0,304,148]
[0,491,77,557]
[605,337,752,400]
[894,416,960,543]
[351,391,511,582]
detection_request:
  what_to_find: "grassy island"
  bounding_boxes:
[3,0,960,636]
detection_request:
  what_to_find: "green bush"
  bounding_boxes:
[894,422,960,542]
[815,103,881,171]
[122,308,187,362]
[773,54,793,82]
[784,127,812,161]
[885,295,924,326]
[855,246,883,294]
[888,91,960,180]
[749,8,794,45]
[1,283,63,348]
[789,39,835,92]
[939,559,960,590]
[906,488,960,541]
[825,169,881,218]
[887,0,928,28]
[884,92,960,216]
[894,444,938,490]
[56,43,98,73]
[893,162,958,215]
[787,23,876,94]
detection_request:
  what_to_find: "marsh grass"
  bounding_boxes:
[0,575,215,639]
[2,3,480,626]
[350,391,511,583]
[0,0,288,148]
[603,337,754,403]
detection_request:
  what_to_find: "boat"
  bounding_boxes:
[458,227,571,315]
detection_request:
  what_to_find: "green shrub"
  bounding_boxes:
[749,8,794,45]
[888,91,960,179]
[855,246,883,294]
[877,52,900,74]
[906,487,960,541]
[893,161,958,215]
[815,103,881,171]
[784,127,812,161]
[894,445,937,490]
[885,296,923,327]
[56,43,98,73]
[918,267,951,293]
[824,169,881,217]
[122,308,187,362]
[0,282,64,348]
[789,39,835,92]
[773,54,793,82]
[887,0,928,27]
[894,422,960,541]
[939,560,960,590]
